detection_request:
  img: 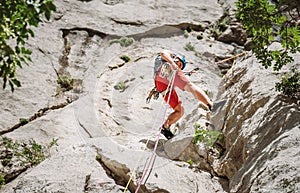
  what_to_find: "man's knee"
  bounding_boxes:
[180,106,184,117]
[174,104,184,117]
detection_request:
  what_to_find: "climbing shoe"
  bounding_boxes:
[160,125,174,140]
[207,103,213,111]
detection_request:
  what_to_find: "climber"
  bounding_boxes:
[154,50,213,139]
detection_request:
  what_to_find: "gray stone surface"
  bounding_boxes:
[211,51,300,192]
[0,0,299,193]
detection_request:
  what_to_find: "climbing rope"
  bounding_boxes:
[134,70,176,193]
[215,51,246,65]
[122,106,163,192]
[123,71,176,193]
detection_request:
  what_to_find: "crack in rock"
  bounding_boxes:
[102,98,112,108]
[108,62,126,70]
[61,27,110,39]
[0,101,73,135]
[95,148,150,193]
[102,0,124,6]
[60,22,204,43]
[59,36,71,69]
[77,120,93,138]
[56,28,86,96]
[3,166,28,185]
[98,109,120,126]
[84,174,91,192]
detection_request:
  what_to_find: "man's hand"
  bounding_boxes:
[171,62,179,71]
[161,50,179,71]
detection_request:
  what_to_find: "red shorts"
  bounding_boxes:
[155,70,189,109]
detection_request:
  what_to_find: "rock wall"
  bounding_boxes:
[0,0,299,193]
[0,0,231,192]
[211,50,300,192]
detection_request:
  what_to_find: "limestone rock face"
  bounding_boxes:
[211,51,300,192]
[0,0,229,192]
[0,0,299,193]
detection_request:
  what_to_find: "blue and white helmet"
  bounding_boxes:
[173,53,186,70]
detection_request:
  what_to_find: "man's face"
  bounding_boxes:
[174,57,183,69]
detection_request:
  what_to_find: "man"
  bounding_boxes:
[154,50,213,139]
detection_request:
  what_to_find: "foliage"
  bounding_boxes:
[184,42,195,51]
[275,67,300,99]
[193,122,223,147]
[187,159,193,165]
[0,0,56,92]
[120,55,131,63]
[193,122,201,129]
[186,26,193,33]
[197,33,203,40]
[194,129,223,147]
[57,75,74,91]
[109,36,135,47]
[1,137,58,167]
[183,30,189,38]
[19,118,29,126]
[208,6,230,38]
[235,0,300,71]
[0,175,4,189]
[210,14,231,38]
[114,81,128,92]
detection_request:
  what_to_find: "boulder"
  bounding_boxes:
[217,22,247,46]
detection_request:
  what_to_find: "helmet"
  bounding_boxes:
[178,55,186,70]
[176,54,186,70]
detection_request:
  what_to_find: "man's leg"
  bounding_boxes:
[161,101,184,139]
[184,82,213,108]
[163,103,184,128]
[162,88,184,127]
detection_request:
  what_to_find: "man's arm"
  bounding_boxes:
[160,50,179,70]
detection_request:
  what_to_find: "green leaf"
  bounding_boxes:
[46,1,57,12]
[28,29,35,37]
[45,11,51,20]
[16,59,22,68]
[0,0,56,91]
[235,0,300,71]
[3,77,7,89]
[9,80,14,92]
[15,46,20,54]
[11,78,21,87]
